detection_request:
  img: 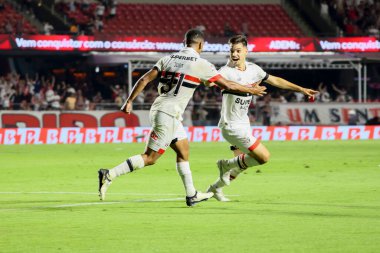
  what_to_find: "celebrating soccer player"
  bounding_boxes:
[207,35,318,201]
[98,29,266,207]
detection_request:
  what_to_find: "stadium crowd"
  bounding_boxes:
[0,72,358,110]
[318,0,380,37]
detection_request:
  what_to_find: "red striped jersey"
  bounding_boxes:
[151,47,221,119]
[218,61,268,126]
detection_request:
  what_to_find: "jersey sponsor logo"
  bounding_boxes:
[235,98,252,110]
[235,98,251,105]
[170,55,197,61]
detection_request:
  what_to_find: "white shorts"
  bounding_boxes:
[221,124,260,154]
[147,110,187,154]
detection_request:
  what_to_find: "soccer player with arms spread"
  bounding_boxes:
[207,35,318,201]
[98,30,266,207]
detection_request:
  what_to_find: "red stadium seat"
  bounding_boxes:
[59,3,304,37]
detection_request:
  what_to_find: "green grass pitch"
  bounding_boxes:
[1,140,380,253]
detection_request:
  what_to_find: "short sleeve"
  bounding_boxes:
[256,65,269,81]
[153,56,169,72]
[218,66,229,79]
[198,60,222,84]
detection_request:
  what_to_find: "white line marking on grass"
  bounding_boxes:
[0,191,181,196]
[0,191,240,197]
[52,198,184,208]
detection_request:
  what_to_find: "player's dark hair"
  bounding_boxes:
[228,35,248,47]
[184,29,205,46]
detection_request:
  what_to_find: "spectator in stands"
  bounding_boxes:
[94,17,103,32]
[332,84,353,102]
[68,0,76,12]
[64,88,77,110]
[95,4,105,19]
[316,82,331,102]
[108,0,117,19]
[348,109,358,125]
[320,0,329,18]
[4,21,13,34]
[43,22,54,35]
[223,22,235,37]
[75,89,86,110]
[111,85,125,108]
[1,93,11,110]
[92,91,103,110]
[271,91,287,103]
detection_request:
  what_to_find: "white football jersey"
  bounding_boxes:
[151,47,221,119]
[218,61,268,126]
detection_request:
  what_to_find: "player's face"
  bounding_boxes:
[229,43,248,67]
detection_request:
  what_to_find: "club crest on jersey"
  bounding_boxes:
[150,131,159,141]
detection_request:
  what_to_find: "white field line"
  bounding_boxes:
[0,191,240,197]
[0,191,240,211]
[53,198,184,208]
[0,198,184,212]
[0,191,181,196]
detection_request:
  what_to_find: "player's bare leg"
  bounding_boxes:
[170,138,213,206]
[98,148,162,200]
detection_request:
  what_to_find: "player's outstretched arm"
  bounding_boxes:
[120,68,159,114]
[266,75,318,99]
[214,76,267,96]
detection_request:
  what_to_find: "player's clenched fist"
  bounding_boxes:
[120,100,133,114]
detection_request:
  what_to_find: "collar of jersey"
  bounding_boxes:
[227,60,247,71]
[180,47,200,57]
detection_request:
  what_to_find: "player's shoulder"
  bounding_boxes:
[219,63,233,72]
[246,61,261,69]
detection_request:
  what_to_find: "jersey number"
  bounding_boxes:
[159,72,185,96]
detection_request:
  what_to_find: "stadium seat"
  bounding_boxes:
[62,3,304,37]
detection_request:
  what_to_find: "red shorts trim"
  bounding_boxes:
[157,148,165,154]
[248,140,260,151]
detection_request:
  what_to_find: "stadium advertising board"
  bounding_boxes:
[0,35,379,53]
[1,104,379,128]
[270,103,380,125]
[0,126,379,145]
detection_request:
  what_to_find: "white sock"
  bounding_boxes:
[211,178,226,189]
[176,161,196,197]
[213,154,261,189]
[109,155,145,179]
[226,154,260,171]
